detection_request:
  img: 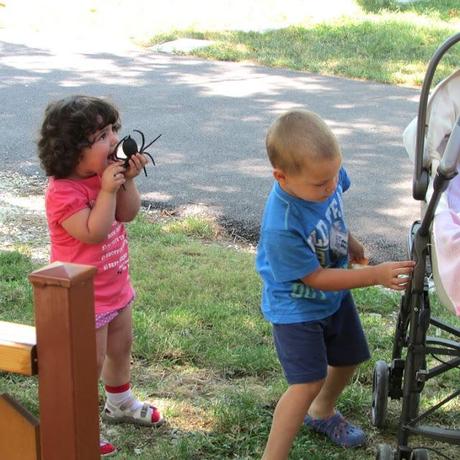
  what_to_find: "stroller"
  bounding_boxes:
[371,32,460,460]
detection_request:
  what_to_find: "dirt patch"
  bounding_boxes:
[0,172,255,267]
[0,171,49,264]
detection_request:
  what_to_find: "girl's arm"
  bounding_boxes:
[116,178,141,222]
[115,153,148,222]
[302,260,415,291]
[61,163,126,244]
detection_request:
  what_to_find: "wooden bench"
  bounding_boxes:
[0,262,100,460]
[0,320,37,375]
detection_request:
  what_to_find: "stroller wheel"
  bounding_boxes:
[375,443,394,460]
[371,360,389,428]
[410,449,430,460]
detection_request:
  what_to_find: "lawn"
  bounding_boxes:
[148,0,460,87]
[1,213,459,459]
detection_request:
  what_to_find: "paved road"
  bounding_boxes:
[0,36,421,262]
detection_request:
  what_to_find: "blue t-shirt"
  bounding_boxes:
[256,167,351,324]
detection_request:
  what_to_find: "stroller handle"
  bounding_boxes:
[413,32,460,200]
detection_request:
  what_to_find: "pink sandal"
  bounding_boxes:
[100,437,117,457]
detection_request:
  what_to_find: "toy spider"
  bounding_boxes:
[111,129,161,176]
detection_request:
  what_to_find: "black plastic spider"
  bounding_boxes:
[111,129,161,176]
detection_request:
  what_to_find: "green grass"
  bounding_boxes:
[148,1,460,87]
[1,214,459,459]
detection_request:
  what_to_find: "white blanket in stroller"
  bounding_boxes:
[432,170,460,316]
[403,70,460,317]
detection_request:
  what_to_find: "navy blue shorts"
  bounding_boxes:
[272,292,370,384]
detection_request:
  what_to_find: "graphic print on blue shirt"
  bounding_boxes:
[308,190,348,267]
[256,167,351,324]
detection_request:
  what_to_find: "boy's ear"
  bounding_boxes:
[273,168,286,183]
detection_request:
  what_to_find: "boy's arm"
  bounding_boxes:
[115,153,147,222]
[302,260,415,291]
[61,163,125,244]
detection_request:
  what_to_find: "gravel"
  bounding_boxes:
[0,171,255,269]
[0,172,49,264]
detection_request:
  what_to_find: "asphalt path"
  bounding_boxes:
[0,37,422,263]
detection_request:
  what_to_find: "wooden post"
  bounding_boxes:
[29,262,99,460]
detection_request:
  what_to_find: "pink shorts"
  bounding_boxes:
[95,297,135,329]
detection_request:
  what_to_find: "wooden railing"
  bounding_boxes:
[0,262,100,460]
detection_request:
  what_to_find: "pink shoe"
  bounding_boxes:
[100,438,117,457]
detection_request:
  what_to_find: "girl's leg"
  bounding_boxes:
[262,380,324,460]
[95,323,117,457]
[101,303,163,426]
[308,364,357,419]
[95,324,109,378]
[102,303,133,385]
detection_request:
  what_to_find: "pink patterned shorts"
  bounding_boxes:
[95,297,135,329]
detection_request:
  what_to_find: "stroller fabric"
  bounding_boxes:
[403,70,460,316]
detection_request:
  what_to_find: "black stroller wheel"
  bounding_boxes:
[375,443,394,460]
[371,360,389,427]
[409,448,430,460]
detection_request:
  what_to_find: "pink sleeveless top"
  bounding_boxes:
[45,175,135,314]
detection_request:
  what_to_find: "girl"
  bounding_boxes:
[38,95,164,457]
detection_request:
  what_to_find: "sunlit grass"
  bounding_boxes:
[148,5,460,87]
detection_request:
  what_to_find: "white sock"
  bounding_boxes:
[105,386,143,411]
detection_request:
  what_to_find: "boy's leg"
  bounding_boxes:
[303,292,370,447]
[265,322,329,459]
[307,364,357,419]
[262,380,323,460]
[308,292,369,420]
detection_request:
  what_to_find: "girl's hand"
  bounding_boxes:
[124,153,149,180]
[101,161,126,193]
[374,261,415,290]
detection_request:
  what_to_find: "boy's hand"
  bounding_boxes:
[375,261,415,290]
[101,161,126,193]
[124,153,149,180]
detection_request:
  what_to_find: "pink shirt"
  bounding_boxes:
[45,175,135,314]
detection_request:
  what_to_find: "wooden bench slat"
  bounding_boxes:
[0,394,40,460]
[0,321,37,375]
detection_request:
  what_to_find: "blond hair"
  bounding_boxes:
[265,110,341,175]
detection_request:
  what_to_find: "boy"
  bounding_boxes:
[256,110,414,459]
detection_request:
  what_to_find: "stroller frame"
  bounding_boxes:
[372,33,460,460]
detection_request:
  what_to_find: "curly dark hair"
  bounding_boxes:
[37,95,121,178]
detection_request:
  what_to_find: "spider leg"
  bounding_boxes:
[142,133,162,151]
[133,129,145,152]
[143,166,148,177]
[142,150,156,166]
